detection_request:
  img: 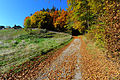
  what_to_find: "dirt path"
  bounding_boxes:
[36,37,82,80]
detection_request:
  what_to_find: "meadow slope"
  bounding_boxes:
[0,29,72,74]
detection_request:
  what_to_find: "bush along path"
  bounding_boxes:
[36,36,82,80]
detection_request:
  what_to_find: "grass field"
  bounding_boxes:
[0,29,72,73]
[0,29,27,40]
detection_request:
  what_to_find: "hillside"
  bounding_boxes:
[0,29,72,75]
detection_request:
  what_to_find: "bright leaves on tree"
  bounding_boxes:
[67,0,94,33]
[24,11,53,30]
[54,9,68,31]
[24,8,68,32]
[67,0,120,59]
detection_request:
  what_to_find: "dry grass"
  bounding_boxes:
[80,36,120,80]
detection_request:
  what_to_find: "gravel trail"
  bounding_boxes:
[37,37,82,80]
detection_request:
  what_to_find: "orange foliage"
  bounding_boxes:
[54,9,68,29]
[24,9,68,32]
[24,16,30,22]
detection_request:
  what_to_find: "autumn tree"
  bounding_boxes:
[67,0,94,33]
[24,7,70,32]
[54,9,68,31]
[52,11,59,26]
[24,11,54,31]
[24,16,31,29]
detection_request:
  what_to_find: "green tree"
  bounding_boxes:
[46,8,49,12]
[42,8,45,12]
[51,6,56,12]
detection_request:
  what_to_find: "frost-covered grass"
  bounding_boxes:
[0,29,72,73]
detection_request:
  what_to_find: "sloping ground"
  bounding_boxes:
[0,29,27,40]
[0,36,82,80]
[0,30,73,80]
[36,37,82,80]
[0,31,72,74]
[80,36,120,80]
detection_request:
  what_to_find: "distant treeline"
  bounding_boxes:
[0,25,22,30]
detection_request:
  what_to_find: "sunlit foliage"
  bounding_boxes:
[54,9,68,31]
[67,0,94,33]
[24,16,31,30]
[24,11,53,30]
[67,0,120,59]
[24,9,68,32]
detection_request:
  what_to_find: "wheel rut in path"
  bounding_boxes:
[37,37,82,80]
